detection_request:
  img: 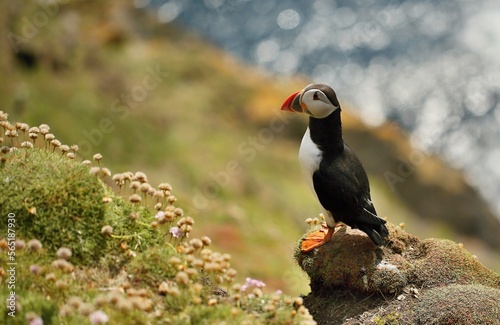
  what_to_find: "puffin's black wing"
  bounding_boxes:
[312,145,388,245]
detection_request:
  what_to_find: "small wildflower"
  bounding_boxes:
[52,259,74,273]
[16,122,30,132]
[155,211,165,221]
[59,304,73,317]
[89,166,101,176]
[89,310,109,324]
[59,144,70,153]
[82,160,92,166]
[154,202,163,211]
[0,111,8,121]
[241,277,266,292]
[201,236,212,246]
[27,239,43,251]
[56,247,72,260]
[173,207,183,216]
[67,152,75,159]
[139,183,151,193]
[158,182,172,191]
[175,271,189,285]
[21,141,33,149]
[29,126,40,133]
[15,239,25,250]
[169,226,183,238]
[78,303,95,316]
[29,317,44,325]
[45,133,55,141]
[100,167,111,177]
[102,197,112,203]
[56,279,69,289]
[130,181,141,191]
[158,281,170,295]
[29,264,41,275]
[51,139,61,148]
[101,225,113,236]
[39,124,50,134]
[305,218,313,225]
[190,238,203,250]
[45,272,56,281]
[134,171,148,183]
[93,153,103,162]
[294,296,304,307]
[167,195,177,203]
[29,132,38,140]
[68,296,83,308]
[169,256,182,266]
[129,193,141,203]
[399,222,405,229]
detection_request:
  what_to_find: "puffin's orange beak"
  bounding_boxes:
[280,90,303,113]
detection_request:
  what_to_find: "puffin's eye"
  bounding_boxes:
[313,91,320,100]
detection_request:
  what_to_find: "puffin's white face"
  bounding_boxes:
[300,88,339,119]
[281,84,340,119]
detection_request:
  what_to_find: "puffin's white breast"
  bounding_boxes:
[299,128,322,196]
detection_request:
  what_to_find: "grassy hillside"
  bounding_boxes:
[1,0,498,299]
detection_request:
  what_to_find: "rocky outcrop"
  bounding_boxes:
[294,224,500,324]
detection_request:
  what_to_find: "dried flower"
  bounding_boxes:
[29,132,38,140]
[134,171,148,183]
[29,264,41,275]
[200,236,211,246]
[0,111,8,121]
[27,239,43,251]
[67,152,75,159]
[93,153,103,162]
[51,139,61,148]
[129,194,141,203]
[89,310,109,324]
[175,271,189,285]
[158,183,172,191]
[101,225,113,236]
[59,144,70,153]
[21,141,33,149]
[82,160,92,166]
[29,126,40,133]
[45,133,55,141]
[56,247,72,260]
[139,183,151,193]
[71,144,79,152]
[130,181,141,191]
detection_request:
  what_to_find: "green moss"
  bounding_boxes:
[127,244,178,288]
[0,148,106,264]
[414,284,500,325]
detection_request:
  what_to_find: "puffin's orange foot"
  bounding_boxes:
[301,226,335,252]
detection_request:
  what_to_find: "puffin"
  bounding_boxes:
[281,84,389,252]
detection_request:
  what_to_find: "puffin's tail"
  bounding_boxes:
[362,223,389,246]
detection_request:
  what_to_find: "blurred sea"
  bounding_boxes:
[144,0,500,218]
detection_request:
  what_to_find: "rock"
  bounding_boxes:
[294,223,500,325]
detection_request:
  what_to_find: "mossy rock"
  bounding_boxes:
[0,148,106,264]
[295,223,500,324]
[414,284,500,325]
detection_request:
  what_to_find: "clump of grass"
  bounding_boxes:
[0,113,316,324]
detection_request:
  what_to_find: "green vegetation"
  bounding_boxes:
[0,117,316,324]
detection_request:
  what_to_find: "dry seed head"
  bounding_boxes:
[29,126,40,134]
[93,153,103,161]
[89,167,101,176]
[101,225,113,236]
[71,144,79,152]
[201,236,212,246]
[45,133,55,141]
[167,195,177,203]
[130,181,141,190]
[134,171,148,183]
[153,190,164,199]
[190,238,203,250]
[139,183,151,193]
[0,111,8,121]
[21,141,33,149]
[51,139,61,148]
[129,194,142,203]
[154,202,162,211]
[59,144,70,153]
[147,187,156,196]
[56,247,72,260]
[158,183,172,191]
[173,208,183,216]
[82,160,91,166]
[27,239,43,251]
[100,167,111,177]
[175,271,190,285]
[67,152,75,159]
[16,122,29,132]
[29,132,38,140]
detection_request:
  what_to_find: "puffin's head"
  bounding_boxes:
[281,83,340,118]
